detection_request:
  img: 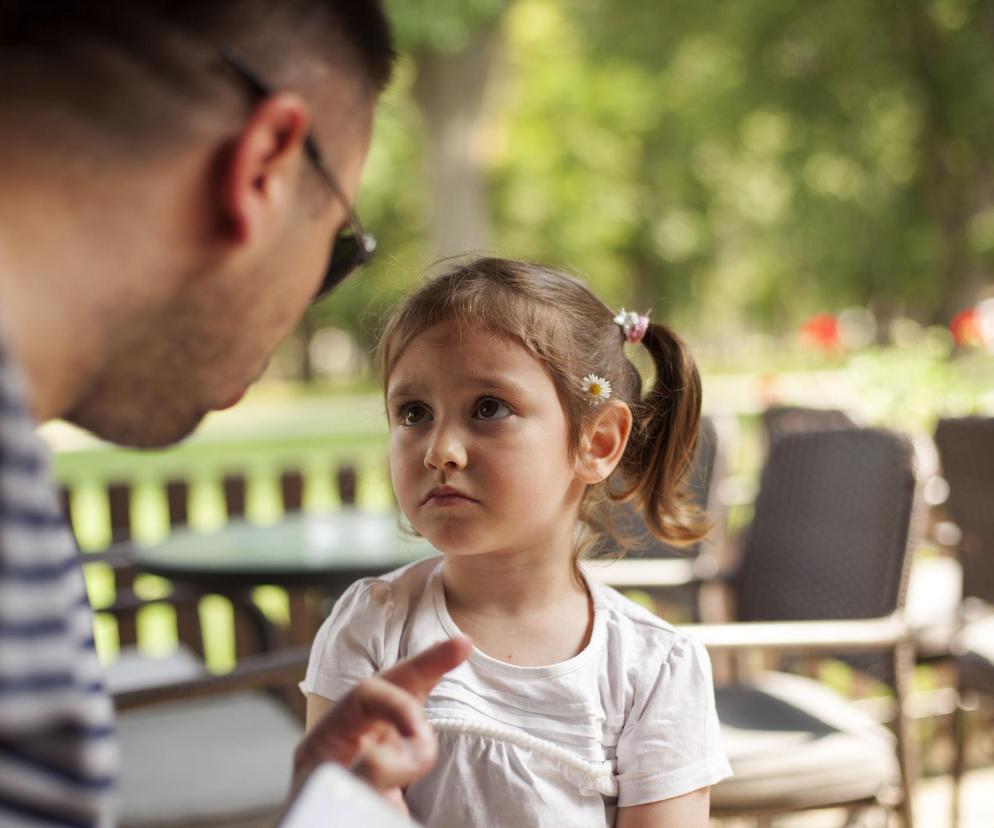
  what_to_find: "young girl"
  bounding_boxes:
[301,258,731,826]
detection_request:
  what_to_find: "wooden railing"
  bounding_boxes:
[60,461,367,670]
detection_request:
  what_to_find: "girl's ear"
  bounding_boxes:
[575,400,633,485]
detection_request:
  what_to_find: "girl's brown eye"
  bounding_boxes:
[475,397,511,420]
[402,403,430,425]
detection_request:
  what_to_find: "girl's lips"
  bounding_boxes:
[423,493,477,508]
[422,486,477,507]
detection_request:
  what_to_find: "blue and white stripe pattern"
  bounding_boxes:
[0,337,116,826]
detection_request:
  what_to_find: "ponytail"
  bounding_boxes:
[616,321,707,545]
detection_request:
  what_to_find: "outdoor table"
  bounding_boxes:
[134,510,436,645]
[135,513,714,646]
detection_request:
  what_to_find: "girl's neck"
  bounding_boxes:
[442,547,594,667]
[442,540,584,617]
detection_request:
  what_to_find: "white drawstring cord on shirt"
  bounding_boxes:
[430,717,618,797]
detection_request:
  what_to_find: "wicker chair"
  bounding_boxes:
[685,428,921,826]
[112,646,307,828]
[93,545,306,828]
[933,417,994,827]
[67,475,313,828]
[760,404,857,451]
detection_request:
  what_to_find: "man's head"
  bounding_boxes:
[0,1,394,446]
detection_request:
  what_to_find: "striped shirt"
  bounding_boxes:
[0,333,116,826]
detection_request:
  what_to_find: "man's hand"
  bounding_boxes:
[292,637,472,794]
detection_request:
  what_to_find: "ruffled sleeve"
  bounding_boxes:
[299,578,396,701]
[614,633,731,807]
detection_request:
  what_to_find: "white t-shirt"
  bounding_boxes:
[301,557,731,827]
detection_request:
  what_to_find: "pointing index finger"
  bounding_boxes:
[379,636,472,701]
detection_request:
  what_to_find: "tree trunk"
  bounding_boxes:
[411,23,502,260]
[896,1,992,322]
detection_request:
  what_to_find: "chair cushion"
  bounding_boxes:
[712,672,900,813]
[105,646,207,695]
[906,555,962,660]
[958,614,994,696]
[117,692,303,827]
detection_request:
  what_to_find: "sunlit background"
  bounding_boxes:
[45,7,994,818]
[285,0,994,425]
[46,0,994,617]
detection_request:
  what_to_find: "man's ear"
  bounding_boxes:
[576,400,632,485]
[221,92,311,244]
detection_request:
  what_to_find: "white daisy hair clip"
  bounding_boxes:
[614,308,651,344]
[580,374,612,406]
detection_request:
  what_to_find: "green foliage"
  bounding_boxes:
[314,0,994,345]
[386,0,507,52]
[848,344,994,432]
[490,0,994,330]
[308,60,432,347]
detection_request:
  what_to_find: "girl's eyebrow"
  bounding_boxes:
[386,381,420,401]
[468,376,529,397]
[386,376,528,401]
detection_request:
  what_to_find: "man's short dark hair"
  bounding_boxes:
[0,1,395,147]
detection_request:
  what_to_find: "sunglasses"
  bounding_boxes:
[219,48,376,301]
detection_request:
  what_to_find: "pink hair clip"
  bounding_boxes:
[613,308,650,344]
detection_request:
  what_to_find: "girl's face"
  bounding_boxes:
[386,319,587,559]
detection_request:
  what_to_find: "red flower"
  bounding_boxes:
[799,313,841,352]
[950,308,982,347]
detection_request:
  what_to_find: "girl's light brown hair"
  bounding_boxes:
[376,257,706,555]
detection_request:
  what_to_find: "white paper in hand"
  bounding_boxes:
[279,764,421,828]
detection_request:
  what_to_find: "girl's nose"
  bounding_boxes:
[424,428,468,471]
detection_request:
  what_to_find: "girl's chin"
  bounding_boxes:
[434,541,507,560]
[411,517,504,559]
[420,532,487,558]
